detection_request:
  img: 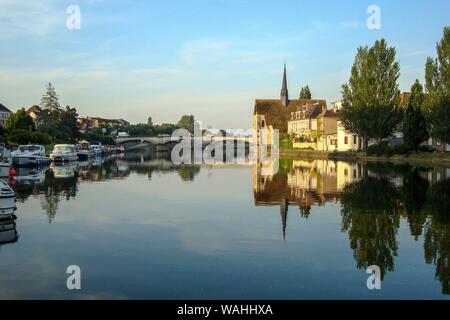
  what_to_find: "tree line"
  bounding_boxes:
[340,26,449,152]
[3,83,200,145]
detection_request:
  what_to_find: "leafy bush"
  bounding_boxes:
[7,129,51,145]
[392,144,408,155]
[418,145,435,153]
[367,143,411,156]
[367,143,394,157]
[30,131,51,145]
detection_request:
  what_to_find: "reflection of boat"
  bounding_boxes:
[0,180,16,217]
[50,144,78,162]
[76,141,93,161]
[11,145,50,167]
[51,163,77,178]
[0,145,11,178]
[90,144,103,157]
[14,167,47,184]
[0,162,10,178]
[0,217,18,245]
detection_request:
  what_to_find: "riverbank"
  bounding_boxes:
[279,149,450,166]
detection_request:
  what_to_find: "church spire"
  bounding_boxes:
[280,62,289,107]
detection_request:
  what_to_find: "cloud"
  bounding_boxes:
[0,0,63,38]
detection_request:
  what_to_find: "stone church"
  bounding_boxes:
[252,64,327,145]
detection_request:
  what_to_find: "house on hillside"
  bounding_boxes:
[26,105,43,127]
[0,103,12,128]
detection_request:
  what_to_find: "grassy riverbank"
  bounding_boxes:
[279,148,450,166]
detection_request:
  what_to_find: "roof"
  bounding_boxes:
[400,92,411,107]
[254,99,327,132]
[323,110,340,118]
[26,105,42,115]
[0,103,12,113]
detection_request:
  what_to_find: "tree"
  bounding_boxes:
[147,116,153,126]
[299,85,312,99]
[40,82,60,111]
[424,27,450,148]
[60,106,80,142]
[340,39,403,150]
[402,80,428,151]
[177,115,195,134]
[4,108,35,132]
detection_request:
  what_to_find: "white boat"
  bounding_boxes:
[49,144,78,162]
[0,180,16,218]
[11,145,49,167]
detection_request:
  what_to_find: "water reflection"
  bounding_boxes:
[253,159,450,294]
[4,153,450,298]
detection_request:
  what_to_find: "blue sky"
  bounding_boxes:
[0,0,449,128]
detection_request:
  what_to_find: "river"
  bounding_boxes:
[0,151,449,299]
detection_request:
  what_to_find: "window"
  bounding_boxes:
[344,136,348,145]
[353,135,357,144]
[344,169,348,176]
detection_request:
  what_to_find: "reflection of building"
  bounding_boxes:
[253,159,363,239]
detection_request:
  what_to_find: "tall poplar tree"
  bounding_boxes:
[340,39,402,150]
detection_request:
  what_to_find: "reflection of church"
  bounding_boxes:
[253,159,363,239]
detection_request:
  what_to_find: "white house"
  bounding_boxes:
[0,103,12,128]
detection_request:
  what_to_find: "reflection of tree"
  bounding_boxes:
[340,176,401,280]
[13,183,39,202]
[178,165,201,182]
[402,169,429,240]
[423,178,450,295]
[40,170,78,223]
[299,206,311,219]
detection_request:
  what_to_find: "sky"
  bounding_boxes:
[0,0,449,129]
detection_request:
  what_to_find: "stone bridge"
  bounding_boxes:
[115,136,254,150]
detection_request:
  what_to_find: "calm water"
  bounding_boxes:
[0,150,449,299]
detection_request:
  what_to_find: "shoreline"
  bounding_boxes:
[279,149,450,166]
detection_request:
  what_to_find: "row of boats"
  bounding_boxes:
[1,141,125,173]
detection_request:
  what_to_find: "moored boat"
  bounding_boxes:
[11,145,50,167]
[49,144,78,162]
[0,180,16,218]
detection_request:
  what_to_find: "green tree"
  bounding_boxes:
[402,80,428,151]
[177,115,195,134]
[424,27,450,148]
[299,85,312,99]
[341,39,403,150]
[40,82,60,111]
[4,108,35,132]
[60,106,80,142]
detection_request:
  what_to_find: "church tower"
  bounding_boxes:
[280,63,289,107]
